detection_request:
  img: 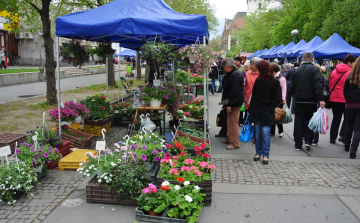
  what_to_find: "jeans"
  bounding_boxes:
[330,102,346,140]
[210,77,216,94]
[254,120,271,158]
[294,103,317,148]
[218,74,224,92]
[345,108,360,154]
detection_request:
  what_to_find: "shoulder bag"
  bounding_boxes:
[325,72,346,109]
[275,103,286,123]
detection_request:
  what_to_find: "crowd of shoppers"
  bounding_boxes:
[215,53,360,162]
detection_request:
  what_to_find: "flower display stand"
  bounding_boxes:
[59,125,93,149]
[58,150,98,171]
[0,133,26,154]
[135,207,199,223]
[156,176,212,206]
[113,115,133,126]
[86,175,139,205]
[83,118,111,137]
[174,130,211,145]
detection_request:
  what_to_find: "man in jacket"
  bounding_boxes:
[221,58,244,150]
[290,52,325,151]
[209,62,219,95]
[217,57,224,93]
[235,56,245,73]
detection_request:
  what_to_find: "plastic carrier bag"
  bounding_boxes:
[280,105,293,124]
[308,107,328,134]
[215,80,220,90]
[239,114,254,143]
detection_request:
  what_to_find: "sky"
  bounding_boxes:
[208,0,248,39]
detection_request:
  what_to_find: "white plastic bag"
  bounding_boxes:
[215,80,220,90]
[308,107,328,134]
[280,106,293,124]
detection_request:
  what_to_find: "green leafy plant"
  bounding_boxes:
[62,128,87,139]
[16,143,62,167]
[26,127,62,148]
[139,83,167,103]
[111,102,135,117]
[174,69,192,84]
[60,41,89,68]
[140,41,179,66]
[0,161,38,205]
[162,82,184,120]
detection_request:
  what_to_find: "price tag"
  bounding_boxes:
[32,135,37,141]
[114,110,119,114]
[60,102,64,108]
[96,141,106,151]
[0,146,11,157]
[153,80,161,86]
[73,98,77,103]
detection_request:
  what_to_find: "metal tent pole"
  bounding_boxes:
[106,56,109,97]
[56,37,61,135]
[118,44,121,102]
[203,36,207,143]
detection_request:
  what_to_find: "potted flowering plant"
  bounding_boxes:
[0,161,38,205]
[137,183,164,216]
[112,102,135,126]
[174,69,192,85]
[140,83,167,107]
[60,40,89,68]
[162,82,184,124]
[179,45,217,75]
[176,97,205,119]
[26,126,62,148]
[140,40,179,66]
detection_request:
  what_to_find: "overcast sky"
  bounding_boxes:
[208,0,248,39]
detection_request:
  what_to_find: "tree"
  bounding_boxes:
[209,35,221,52]
[163,0,219,34]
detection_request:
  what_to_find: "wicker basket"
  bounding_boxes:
[275,103,286,123]
[86,175,139,205]
[0,133,26,154]
[59,125,93,149]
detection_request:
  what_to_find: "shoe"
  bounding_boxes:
[305,141,311,150]
[330,139,335,144]
[254,155,261,161]
[222,140,229,144]
[345,147,350,152]
[295,147,302,151]
[312,143,317,146]
[263,157,269,165]
[253,140,256,144]
[226,145,240,150]
[279,133,284,138]
[338,137,345,143]
[350,153,356,159]
[215,134,227,137]
[270,134,275,136]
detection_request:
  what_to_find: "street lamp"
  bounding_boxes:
[291,29,299,43]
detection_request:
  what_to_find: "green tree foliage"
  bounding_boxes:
[209,35,221,52]
[163,0,219,34]
[320,0,360,47]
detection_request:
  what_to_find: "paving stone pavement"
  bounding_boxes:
[0,170,83,223]
[212,158,360,189]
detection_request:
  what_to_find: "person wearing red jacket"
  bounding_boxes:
[329,54,356,144]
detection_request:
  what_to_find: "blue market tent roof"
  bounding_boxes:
[247,50,260,59]
[257,48,269,58]
[312,33,360,59]
[281,39,307,58]
[120,49,137,57]
[56,0,209,49]
[260,46,278,58]
[271,42,294,58]
[293,36,324,58]
[267,44,285,58]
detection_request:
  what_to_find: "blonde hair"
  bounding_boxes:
[349,57,360,85]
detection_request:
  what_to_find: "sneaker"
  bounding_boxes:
[295,147,301,151]
[222,140,229,144]
[279,133,284,138]
[338,137,345,143]
[305,142,311,150]
[226,145,240,150]
[312,143,317,146]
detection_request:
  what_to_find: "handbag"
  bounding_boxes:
[325,72,346,109]
[216,110,222,127]
[275,103,286,123]
[239,114,254,143]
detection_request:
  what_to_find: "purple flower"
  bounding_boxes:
[151,149,158,155]
[33,159,37,166]
[151,92,155,96]
[130,145,135,150]
[139,98,142,102]
[141,154,147,161]
[139,87,142,91]
[143,145,147,150]
[34,154,39,159]
[163,94,168,99]
[159,148,163,152]
[154,156,160,162]
[43,152,49,158]
[55,148,59,153]
[153,141,157,145]
[15,149,20,154]
[133,153,137,158]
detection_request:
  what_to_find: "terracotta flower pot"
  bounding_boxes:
[148,211,159,216]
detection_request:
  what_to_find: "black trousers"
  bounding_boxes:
[294,103,317,148]
[330,102,346,140]
[0,61,6,69]
[286,92,292,110]
[271,123,283,135]
[219,108,228,135]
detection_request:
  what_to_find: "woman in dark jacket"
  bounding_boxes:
[248,60,282,164]
[343,57,360,159]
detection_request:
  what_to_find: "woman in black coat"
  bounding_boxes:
[248,60,282,164]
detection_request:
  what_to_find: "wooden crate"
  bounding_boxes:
[0,133,26,154]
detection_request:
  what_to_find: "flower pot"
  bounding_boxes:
[148,211,160,216]
[93,54,102,61]
[74,116,82,123]
[45,162,58,170]
[150,99,161,107]
[60,121,71,126]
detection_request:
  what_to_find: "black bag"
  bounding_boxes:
[216,110,222,127]
[325,72,346,109]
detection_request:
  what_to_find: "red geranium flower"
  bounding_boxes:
[160,185,169,190]
[166,144,173,148]
[202,153,210,158]
[200,143,206,149]
[179,152,186,157]
[177,177,185,183]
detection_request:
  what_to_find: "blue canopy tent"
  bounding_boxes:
[120,50,137,57]
[257,48,269,58]
[260,46,278,59]
[55,0,209,135]
[267,44,285,59]
[247,50,260,59]
[279,39,307,58]
[271,42,294,58]
[292,36,324,58]
[312,33,360,59]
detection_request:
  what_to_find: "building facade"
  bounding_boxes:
[221,12,247,57]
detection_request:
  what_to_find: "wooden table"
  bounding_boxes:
[134,104,168,136]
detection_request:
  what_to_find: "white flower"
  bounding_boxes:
[174,185,181,191]
[194,186,200,191]
[87,174,90,177]
[184,195,193,203]
[139,136,143,140]
[98,179,102,183]
[184,181,190,186]
[79,163,83,166]
[161,181,169,187]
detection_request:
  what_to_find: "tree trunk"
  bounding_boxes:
[136,50,141,80]
[107,52,116,86]
[41,2,57,105]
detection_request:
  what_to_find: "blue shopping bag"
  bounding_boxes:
[239,114,254,143]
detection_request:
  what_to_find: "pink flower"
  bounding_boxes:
[190,166,197,170]
[114,143,120,148]
[169,168,178,175]
[194,170,202,177]
[114,149,120,152]
[148,183,157,190]
[198,161,208,168]
[185,159,194,165]
[184,112,191,117]
[171,161,176,166]
[181,166,190,171]
[161,156,171,163]
[142,188,150,193]
[208,164,216,170]
[173,156,178,160]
